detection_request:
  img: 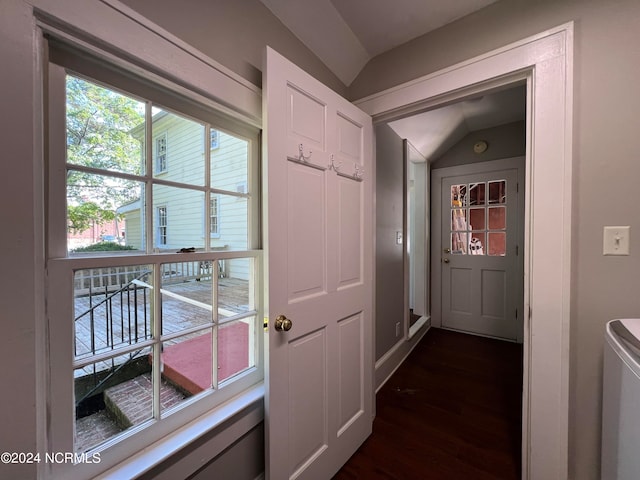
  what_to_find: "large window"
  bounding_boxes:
[47,47,261,478]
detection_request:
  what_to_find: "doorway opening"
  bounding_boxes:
[393,85,526,342]
[381,83,526,469]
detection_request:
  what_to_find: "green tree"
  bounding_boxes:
[67,202,116,234]
[66,75,144,233]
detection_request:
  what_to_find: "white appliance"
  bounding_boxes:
[602,318,640,480]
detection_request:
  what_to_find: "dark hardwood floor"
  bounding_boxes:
[333,327,523,480]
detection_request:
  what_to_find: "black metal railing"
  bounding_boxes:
[74,270,152,359]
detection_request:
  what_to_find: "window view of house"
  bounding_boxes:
[64,74,260,454]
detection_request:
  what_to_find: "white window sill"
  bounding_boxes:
[95,383,264,480]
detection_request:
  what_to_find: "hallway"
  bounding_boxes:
[334,327,523,479]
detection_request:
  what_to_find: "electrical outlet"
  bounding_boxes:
[396,231,403,245]
[395,322,401,337]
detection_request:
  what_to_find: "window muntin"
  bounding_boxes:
[51,64,262,467]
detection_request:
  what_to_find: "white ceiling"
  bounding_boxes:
[260,0,498,85]
[388,86,526,160]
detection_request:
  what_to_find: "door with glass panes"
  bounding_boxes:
[438,162,523,340]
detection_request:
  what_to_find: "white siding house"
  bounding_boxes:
[121,111,250,280]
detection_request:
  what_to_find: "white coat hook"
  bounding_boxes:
[354,163,364,180]
[328,154,342,173]
[298,144,312,163]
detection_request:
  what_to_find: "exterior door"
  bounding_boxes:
[263,47,373,479]
[435,160,523,341]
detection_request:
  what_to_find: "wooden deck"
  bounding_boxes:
[74,277,251,376]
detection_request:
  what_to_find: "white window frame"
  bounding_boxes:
[210,195,221,237]
[210,129,219,150]
[157,205,168,246]
[44,32,262,480]
[155,132,168,173]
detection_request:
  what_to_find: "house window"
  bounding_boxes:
[210,196,220,236]
[210,129,219,149]
[157,206,168,245]
[155,133,168,173]
[47,47,261,477]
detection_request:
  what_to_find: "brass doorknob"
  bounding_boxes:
[275,315,293,332]
[443,258,450,263]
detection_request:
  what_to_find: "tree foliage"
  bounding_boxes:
[67,202,117,234]
[66,76,144,232]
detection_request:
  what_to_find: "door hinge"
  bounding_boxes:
[516,182,519,193]
[515,308,518,320]
[516,244,519,256]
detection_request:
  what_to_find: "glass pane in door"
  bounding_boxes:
[451,232,468,254]
[469,183,485,205]
[469,232,485,255]
[451,184,467,207]
[469,208,485,231]
[488,180,506,204]
[488,232,506,256]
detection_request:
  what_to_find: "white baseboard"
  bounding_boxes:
[375,317,430,392]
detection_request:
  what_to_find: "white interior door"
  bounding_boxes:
[434,160,523,341]
[263,47,373,480]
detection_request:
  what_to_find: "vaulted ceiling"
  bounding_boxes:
[259,0,498,85]
[259,0,524,160]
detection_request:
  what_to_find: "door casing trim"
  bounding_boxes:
[355,23,573,480]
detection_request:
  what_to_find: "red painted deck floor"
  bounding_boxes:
[161,322,250,394]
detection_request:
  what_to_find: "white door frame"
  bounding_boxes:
[355,24,573,480]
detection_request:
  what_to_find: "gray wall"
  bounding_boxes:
[431,121,526,169]
[139,424,264,480]
[375,124,405,360]
[119,0,347,97]
[349,1,640,478]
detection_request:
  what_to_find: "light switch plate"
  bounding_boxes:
[603,226,630,255]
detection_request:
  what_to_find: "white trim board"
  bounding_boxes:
[356,23,573,480]
[375,318,430,392]
[33,0,262,126]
